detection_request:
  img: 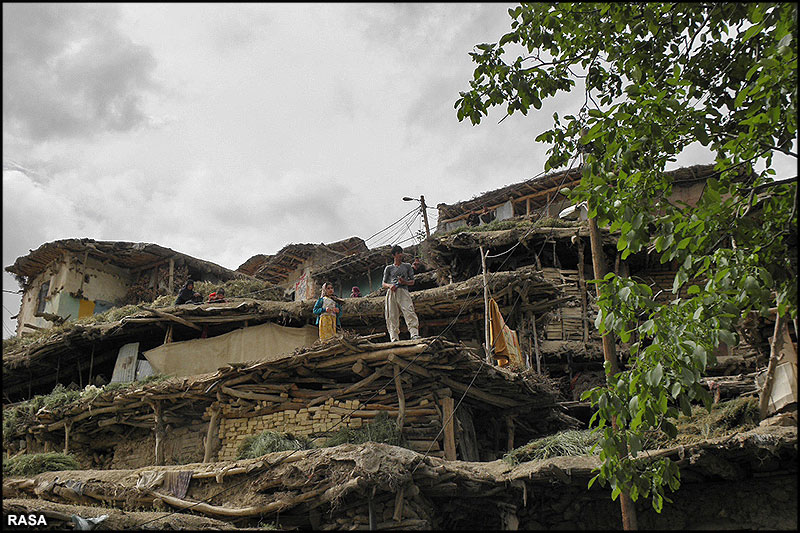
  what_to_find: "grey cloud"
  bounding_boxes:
[2,3,159,142]
[207,9,272,53]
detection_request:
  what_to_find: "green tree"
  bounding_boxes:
[456,1,797,519]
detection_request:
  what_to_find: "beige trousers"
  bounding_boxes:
[385,288,419,341]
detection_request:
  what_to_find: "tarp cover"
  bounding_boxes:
[488,298,523,368]
[144,322,319,377]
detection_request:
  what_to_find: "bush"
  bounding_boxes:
[503,429,600,465]
[324,411,405,447]
[3,452,80,476]
[237,431,311,460]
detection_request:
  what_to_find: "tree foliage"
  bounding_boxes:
[456,2,797,513]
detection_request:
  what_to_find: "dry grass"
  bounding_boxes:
[3,376,171,444]
[503,429,600,465]
[3,452,80,477]
[237,431,312,459]
[643,396,761,449]
[323,412,405,448]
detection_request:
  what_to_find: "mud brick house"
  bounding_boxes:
[237,236,367,300]
[310,243,432,299]
[2,335,575,467]
[435,164,721,233]
[5,239,247,336]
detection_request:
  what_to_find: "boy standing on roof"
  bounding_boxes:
[382,245,420,342]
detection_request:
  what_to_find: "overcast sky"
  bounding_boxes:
[2,3,795,340]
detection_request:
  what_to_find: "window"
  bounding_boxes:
[36,281,50,314]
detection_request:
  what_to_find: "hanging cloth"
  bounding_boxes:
[489,298,523,367]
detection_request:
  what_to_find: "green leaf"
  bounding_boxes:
[652,364,664,386]
[718,329,737,347]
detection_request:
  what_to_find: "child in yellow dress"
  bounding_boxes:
[312,282,343,340]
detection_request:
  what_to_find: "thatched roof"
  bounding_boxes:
[2,266,566,400]
[5,335,562,444]
[237,237,368,284]
[311,243,420,281]
[5,238,246,285]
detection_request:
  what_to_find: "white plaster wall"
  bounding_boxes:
[495,200,515,221]
[80,255,131,304]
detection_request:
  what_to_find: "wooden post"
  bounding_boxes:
[531,316,542,374]
[204,404,221,463]
[420,196,431,239]
[505,415,515,452]
[441,396,457,461]
[394,365,406,431]
[150,401,165,466]
[577,235,589,343]
[393,485,405,522]
[88,343,95,386]
[164,324,173,344]
[480,246,492,364]
[759,313,788,420]
[168,257,175,295]
[64,421,72,454]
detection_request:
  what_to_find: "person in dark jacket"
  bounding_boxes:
[175,280,202,305]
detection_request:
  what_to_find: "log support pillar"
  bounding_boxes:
[149,400,165,466]
[204,403,221,463]
[441,396,457,461]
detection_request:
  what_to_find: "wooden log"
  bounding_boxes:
[393,485,405,522]
[441,397,457,461]
[759,313,789,419]
[139,306,202,332]
[394,365,406,431]
[152,488,324,517]
[352,359,371,377]
[386,354,431,378]
[308,367,390,407]
[438,376,519,408]
[221,386,284,403]
[150,401,165,466]
[506,415,515,452]
[63,421,71,455]
[313,344,428,369]
[203,404,221,463]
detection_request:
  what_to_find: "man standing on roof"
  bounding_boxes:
[382,245,420,342]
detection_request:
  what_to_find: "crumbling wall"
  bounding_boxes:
[109,423,205,469]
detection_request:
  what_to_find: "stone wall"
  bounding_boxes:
[216,398,365,461]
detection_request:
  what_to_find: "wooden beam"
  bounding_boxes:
[139,306,202,332]
[394,365,406,431]
[203,404,221,463]
[441,396,457,461]
[439,376,519,408]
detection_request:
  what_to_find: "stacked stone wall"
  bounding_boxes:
[216,398,364,461]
